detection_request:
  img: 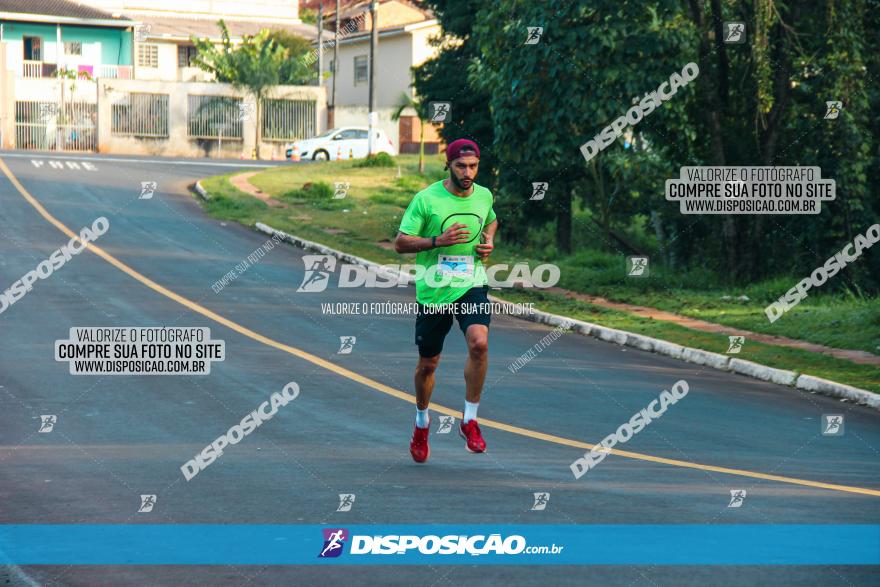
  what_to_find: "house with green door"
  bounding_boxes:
[0,0,135,79]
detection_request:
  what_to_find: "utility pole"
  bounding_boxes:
[368,0,378,156]
[317,2,323,87]
[330,0,339,128]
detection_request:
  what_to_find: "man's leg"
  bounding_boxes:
[463,324,489,404]
[415,353,441,410]
[459,323,489,452]
[411,308,452,463]
[411,353,441,463]
[454,286,491,452]
[414,308,452,414]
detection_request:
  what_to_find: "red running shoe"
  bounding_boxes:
[410,424,430,463]
[459,419,486,453]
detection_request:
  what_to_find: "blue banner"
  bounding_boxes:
[1,525,877,565]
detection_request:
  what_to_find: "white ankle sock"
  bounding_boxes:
[463,401,479,423]
[415,408,430,428]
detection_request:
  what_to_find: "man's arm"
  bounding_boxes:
[476,219,498,262]
[394,223,472,254]
[482,219,498,242]
[394,232,433,254]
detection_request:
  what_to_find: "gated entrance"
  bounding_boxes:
[15,99,97,152]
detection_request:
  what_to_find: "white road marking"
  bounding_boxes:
[30,159,101,171]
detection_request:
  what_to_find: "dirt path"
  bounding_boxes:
[230,172,287,208]
[544,286,880,366]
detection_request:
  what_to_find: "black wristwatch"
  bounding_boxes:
[431,236,437,248]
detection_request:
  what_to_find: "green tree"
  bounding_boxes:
[660,0,878,285]
[412,1,499,201]
[266,29,317,85]
[471,0,693,254]
[299,8,318,25]
[410,0,880,290]
[191,20,288,157]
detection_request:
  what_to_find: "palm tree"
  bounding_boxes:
[391,91,429,174]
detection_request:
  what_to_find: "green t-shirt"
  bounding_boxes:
[398,180,497,306]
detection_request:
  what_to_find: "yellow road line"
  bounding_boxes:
[3,158,878,498]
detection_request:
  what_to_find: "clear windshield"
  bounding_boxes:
[312,128,339,139]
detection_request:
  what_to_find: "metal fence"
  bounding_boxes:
[261,99,316,141]
[22,61,43,78]
[15,100,97,151]
[111,93,169,137]
[187,95,244,140]
[9,85,318,153]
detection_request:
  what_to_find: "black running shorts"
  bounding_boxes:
[414,285,492,357]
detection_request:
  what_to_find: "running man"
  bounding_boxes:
[394,138,498,463]
[320,529,345,557]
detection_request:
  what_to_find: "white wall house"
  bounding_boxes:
[0,0,323,157]
[78,1,301,23]
[324,15,441,152]
[76,0,315,82]
[325,20,440,110]
[0,0,135,80]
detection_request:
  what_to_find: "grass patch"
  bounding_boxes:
[507,244,880,355]
[498,287,880,393]
[201,173,268,222]
[278,181,348,210]
[241,154,447,249]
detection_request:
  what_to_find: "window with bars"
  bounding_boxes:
[187,95,244,139]
[178,45,198,68]
[111,93,169,137]
[261,99,316,141]
[64,42,82,56]
[137,44,159,68]
[354,55,367,85]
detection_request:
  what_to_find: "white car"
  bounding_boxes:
[285,127,396,161]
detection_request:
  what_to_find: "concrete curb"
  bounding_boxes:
[796,375,880,409]
[729,358,797,387]
[681,347,731,371]
[193,181,211,201]
[244,220,879,411]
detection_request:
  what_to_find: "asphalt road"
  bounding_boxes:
[0,152,878,586]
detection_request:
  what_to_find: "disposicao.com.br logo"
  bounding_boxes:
[318,528,349,558]
[317,529,563,558]
[297,255,560,293]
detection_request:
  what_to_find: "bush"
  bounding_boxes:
[299,181,335,199]
[280,181,333,201]
[278,181,348,210]
[354,152,395,168]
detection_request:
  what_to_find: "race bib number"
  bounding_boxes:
[438,255,474,277]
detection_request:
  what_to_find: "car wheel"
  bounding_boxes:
[313,150,329,161]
